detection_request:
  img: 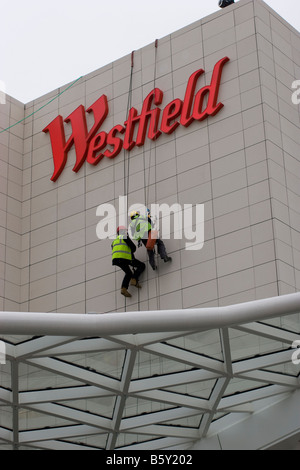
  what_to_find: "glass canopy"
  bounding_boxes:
[0,294,300,450]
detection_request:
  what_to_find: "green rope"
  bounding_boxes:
[0,75,83,134]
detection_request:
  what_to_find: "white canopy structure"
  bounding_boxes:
[0,293,300,450]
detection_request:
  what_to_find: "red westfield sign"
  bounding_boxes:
[43,57,229,181]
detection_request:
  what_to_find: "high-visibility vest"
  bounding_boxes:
[130,216,151,241]
[112,236,132,261]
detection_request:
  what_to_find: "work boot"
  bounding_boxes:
[130,278,142,288]
[164,256,172,263]
[121,288,132,298]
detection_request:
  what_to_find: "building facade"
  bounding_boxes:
[2,0,300,314]
[0,0,300,450]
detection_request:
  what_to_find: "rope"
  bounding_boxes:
[123,51,135,312]
[123,51,134,202]
[152,40,161,312]
[0,75,83,134]
[141,40,161,311]
[144,39,159,211]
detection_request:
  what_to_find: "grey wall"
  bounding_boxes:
[1,0,300,315]
[255,0,300,296]
[0,95,24,312]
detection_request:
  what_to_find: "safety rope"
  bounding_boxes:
[0,75,83,134]
[150,40,163,383]
[123,51,134,200]
[145,39,159,211]
[141,40,161,312]
[123,44,162,312]
[152,40,161,312]
[123,51,135,312]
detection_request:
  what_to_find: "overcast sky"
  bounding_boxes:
[1,0,300,103]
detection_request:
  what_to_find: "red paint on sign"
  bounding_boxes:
[43,57,229,181]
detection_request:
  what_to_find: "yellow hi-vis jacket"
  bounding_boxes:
[130,215,151,241]
[112,235,132,261]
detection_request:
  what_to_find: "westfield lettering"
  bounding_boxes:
[43,57,229,181]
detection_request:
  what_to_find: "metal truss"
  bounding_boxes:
[0,293,300,450]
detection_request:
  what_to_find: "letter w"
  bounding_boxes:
[43,95,108,181]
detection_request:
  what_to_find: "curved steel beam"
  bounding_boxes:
[0,293,299,337]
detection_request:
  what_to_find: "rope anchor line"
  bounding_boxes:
[0,75,83,134]
[123,42,161,311]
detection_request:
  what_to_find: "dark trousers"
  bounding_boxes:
[113,258,145,289]
[142,238,167,269]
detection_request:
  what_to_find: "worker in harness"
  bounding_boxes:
[129,211,172,271]
[112,226,145,298]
